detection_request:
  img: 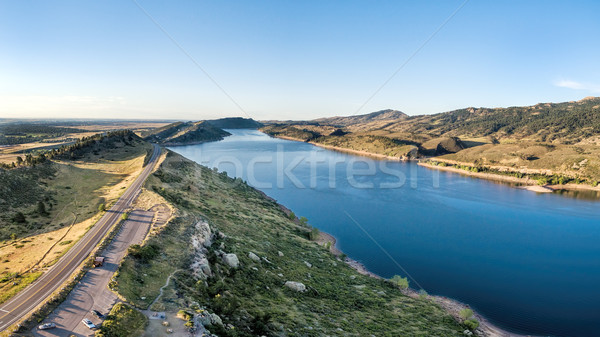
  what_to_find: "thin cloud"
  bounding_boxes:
[554,79,600,93]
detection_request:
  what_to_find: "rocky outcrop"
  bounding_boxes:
[190,220,214,279]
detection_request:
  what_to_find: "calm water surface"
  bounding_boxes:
[170,129,600,337]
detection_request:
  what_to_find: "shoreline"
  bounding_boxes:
[317,231,532,337]
[418,162,600,194]
[268,132,600,195]
[266,133,407,161]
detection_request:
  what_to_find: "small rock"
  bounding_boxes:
[284,281,306,292]
[248,252,261,262]
[222,253,239,268]
[277,273,283,277]
[278,251,284,257]
[304,261,312,268]
[262,256,272,264]
[377,291,386,295]
[252,267,258,271]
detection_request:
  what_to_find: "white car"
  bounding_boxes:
[38,322,56,330]
[82,318,96,329]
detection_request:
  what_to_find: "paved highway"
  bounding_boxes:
[0,144,161,332]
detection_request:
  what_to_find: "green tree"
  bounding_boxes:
[309,227,320,241]
[98,203,106,212]
[37,201,47,215]
[390,275,409,290]
[12,212,26,224]
[15,156,23,165]
[299,216,308,226]
[121,211,129,220]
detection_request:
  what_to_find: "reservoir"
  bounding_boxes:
[170,129,600,337]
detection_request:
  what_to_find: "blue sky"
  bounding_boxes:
[1,0,599,120]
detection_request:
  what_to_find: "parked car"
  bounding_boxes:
[38,323,56,330]
[92,309,105,319]
[82,318,96,329]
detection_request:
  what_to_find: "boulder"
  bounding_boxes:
[248,252,261,262]
[284,281,306,292]
[222,254,239,268]
[278,251,284,257]
[209,313,223,326]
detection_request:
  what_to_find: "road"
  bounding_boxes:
[0,144,161,332]
[34,209,157,336]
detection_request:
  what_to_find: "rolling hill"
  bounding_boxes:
[142,121,231,145]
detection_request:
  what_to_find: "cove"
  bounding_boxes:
[170,129,600,337]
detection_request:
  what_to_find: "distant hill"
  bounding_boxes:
[313,109,408,127]
[261,97,600,183]
[206,117,263,129]
[381,97,600,144]
[142,121,230,145]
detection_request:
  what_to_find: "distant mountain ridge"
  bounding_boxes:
[313,109,408,126]
[206,117,263,129]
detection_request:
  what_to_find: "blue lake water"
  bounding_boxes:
[170,129,600,337]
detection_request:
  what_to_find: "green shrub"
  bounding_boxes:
[95,303,147,337]
[463,319,479,330]
[459,308,473,320]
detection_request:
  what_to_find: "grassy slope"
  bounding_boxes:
[113,151,464,337]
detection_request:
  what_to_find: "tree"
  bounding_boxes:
[98,203,106,212]
[10,233,17,241]
[309,227,319,241]
[390,275,409,290]
[299,216,308,226]
[37,201,47,215]
[15,156,23,165]
[12,212,26,224]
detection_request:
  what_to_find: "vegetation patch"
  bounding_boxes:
[95,303,148,337]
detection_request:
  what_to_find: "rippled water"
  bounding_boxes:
[170,129,600,337]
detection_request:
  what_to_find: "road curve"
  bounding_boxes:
[0,144,161,332]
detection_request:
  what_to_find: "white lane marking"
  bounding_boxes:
[0,309,8,313]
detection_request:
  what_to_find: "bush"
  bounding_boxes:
[459,308,473,320]
[127,243,161,263]
[463,319,479,331]
[95,303,147,337]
